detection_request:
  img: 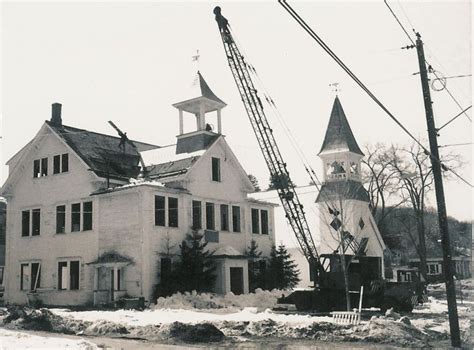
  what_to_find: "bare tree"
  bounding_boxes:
[362,143,407,229]
[388,142,433,278]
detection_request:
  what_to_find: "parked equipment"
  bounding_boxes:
[213,6,425,312]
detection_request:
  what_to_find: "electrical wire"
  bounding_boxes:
[278,0,473,189]
[384,0,472,123]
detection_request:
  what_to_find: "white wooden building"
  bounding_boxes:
[0,72,276,306]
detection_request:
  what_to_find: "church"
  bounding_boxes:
[0,72,277,306]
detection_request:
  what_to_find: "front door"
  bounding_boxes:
[230,267,244,295]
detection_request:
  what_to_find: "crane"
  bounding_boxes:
[213,6,323,280]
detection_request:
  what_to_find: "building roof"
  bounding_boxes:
[315,180,369,203]
[197,71,225,105]
[88,251,133,265]
[318,96,364,156]
[47,122,160,180]
[172,72,226,114]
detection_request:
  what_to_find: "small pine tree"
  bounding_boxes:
[246,239,263,292]
[173,231,217,293]
[266,244,300,290]
[248,174,261,192]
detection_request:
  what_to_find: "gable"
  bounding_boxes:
[184,136,254,198]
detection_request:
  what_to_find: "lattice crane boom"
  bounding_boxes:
[213,7,323,276]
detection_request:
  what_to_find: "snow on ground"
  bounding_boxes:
[52,307,331,328]
[0,328,97,350]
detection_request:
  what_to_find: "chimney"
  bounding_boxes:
[51,103,62,127]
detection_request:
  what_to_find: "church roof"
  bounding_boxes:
[315,180,369,203]
[197,71,225,105]
[318,96,364,156]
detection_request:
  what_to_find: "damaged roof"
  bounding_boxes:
[48,122,160,180]
[318,96,364,156]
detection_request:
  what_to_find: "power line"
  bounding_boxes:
[438,142,473,148]
[278,0,473,188]
[437,105,472,132]
[384,0,472,123]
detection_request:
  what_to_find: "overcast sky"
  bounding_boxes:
[1,1,471,225]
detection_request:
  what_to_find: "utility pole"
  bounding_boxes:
[415,32,461,348]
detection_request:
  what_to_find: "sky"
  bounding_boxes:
[1,1,472,225]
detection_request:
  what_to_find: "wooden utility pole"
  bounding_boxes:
[415,32,461,348]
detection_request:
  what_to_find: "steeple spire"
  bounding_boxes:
[318,96,363,156]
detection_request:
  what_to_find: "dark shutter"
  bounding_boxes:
[70,261,80,290]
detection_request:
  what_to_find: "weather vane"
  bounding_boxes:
[192,49,200,71]
[329,82,340,94]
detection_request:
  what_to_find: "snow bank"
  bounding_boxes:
[52,307,331,327]
[154,289,287,311]
[0,328,97,350]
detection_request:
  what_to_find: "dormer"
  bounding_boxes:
[172,72,227,154]
[318,96,364,183]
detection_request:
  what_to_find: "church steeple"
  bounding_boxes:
[318,96,364,184]
[172,72,227,154]
[319,96,363,156]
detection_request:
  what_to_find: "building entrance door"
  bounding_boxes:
[230,267,244,295]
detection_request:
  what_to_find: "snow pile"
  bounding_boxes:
[0,328,98,350]
[361,316,429,348]
[154,289,288,311]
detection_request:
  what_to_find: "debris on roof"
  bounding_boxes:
[48,122,160,180]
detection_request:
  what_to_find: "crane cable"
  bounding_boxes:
[278,0,473,189]
[227,24,324,191]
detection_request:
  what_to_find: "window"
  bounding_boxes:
[261,210,269,235]
[206,202,215,230]
[192,201,202,229]
[56,205,66,234]
[220,204,229,231]
[22,209,41,237]
[168,197,178,228]
[53,155,61,174]
[53,153,69,174]
[428,263,441,275]
[32,209,41,236]
[83,201,93,231]
[33,158,48,178]
[62,153,69,172]
[22,210,30,237]
[20,262,41,291]
[40,157,48,176]
[33,159,40,178]
[211,157,221,182]
[251,209,260,234]
[155,196,166,226]
[232,206,241,233]
[58,260,80,290]
[71,203,81,232]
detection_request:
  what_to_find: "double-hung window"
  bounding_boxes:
[53,153,69,174]
[21,209,41,237]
